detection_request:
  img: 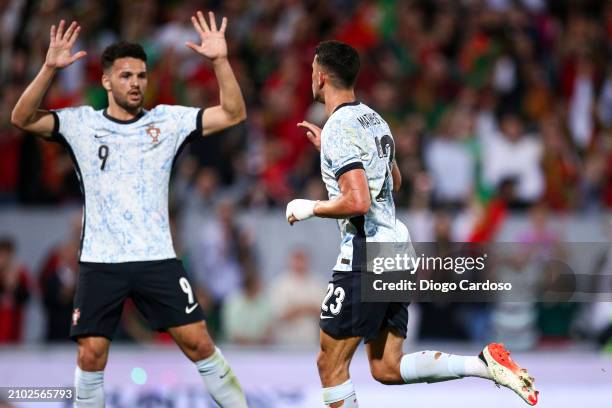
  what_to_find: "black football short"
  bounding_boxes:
[319,270,409,343]
[70,258,204,340]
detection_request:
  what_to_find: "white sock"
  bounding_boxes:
[322,379,359,407]
[74,367,104,407]
[400,350,491,384]
[195,347,247,408]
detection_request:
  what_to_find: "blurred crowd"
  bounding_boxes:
[2,206,612,350]
[0,0,611,212]
[1,0,612,347]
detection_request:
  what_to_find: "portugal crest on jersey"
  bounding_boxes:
[146,124,161,143]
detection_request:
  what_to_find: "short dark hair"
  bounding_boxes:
[101,41,147,70]
[315,40,360,89]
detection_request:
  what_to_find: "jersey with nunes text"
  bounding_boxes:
[320,101,410,271]
[52,105,202,263]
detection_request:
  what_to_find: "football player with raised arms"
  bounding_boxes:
[11,11,248,408]
[287,40,538,407]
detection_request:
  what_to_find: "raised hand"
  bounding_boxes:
[45,20,87,69]
[186,11,228,61]
[297,121,322,151]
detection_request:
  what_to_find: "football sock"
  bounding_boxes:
[195,347,248,408]
[400,350,491,384]
[74,367,104,407]
[322,379,359,407]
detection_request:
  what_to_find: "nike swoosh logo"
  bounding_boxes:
[320,313,333,319]
[219,369,231,379]
[185,303,199,314]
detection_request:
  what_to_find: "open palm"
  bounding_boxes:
[45,20,87,69]
[186,11,228,61]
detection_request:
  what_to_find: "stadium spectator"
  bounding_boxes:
[39,216,80,342]
[0,0,610,212]
[418,212,469,341]
[579,149,609,212]
[180,166,221,215]
[520,204,576,345]
[540,116,580,211]
[425,108,476,209]
[490,203,563,350]
[491,249,540,350]
[221,269,273,345]
[270,249,324,346]
[0,87,21,204]
[0,237,31,343]
[565,53,599,151]
[190,199,253,337]
[481,113,544,208]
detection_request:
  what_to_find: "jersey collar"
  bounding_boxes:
[103,109,147,124]
[332,100,360,114]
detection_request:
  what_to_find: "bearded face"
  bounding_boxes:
[103,57,147,113]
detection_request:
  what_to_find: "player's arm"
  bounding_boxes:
[391,160,401,193]
[10,20,86,138]
[313,169,371,218]
[286,169,370,225]
[186,11,246,136]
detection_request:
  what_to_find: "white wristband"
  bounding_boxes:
[286,199,317,222]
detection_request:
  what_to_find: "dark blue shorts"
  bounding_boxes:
[70,258,204,340]
[319,270,409,343]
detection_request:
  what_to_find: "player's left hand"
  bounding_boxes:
[286,199,317,225]
[186,11,228,61]
[297,121,322,151]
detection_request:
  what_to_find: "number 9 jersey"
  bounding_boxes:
[320,101,411,272]
[51,105,202,263]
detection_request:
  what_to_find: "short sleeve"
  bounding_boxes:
[157,105,203,150]
[322,117,365,179]
[51,106,90,145]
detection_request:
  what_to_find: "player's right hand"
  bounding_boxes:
[286,199,317,225]
[297,121,322,151]
[45,20,87,69]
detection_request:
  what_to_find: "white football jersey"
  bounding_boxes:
[52,105,202,263]
[320,101,410,271]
